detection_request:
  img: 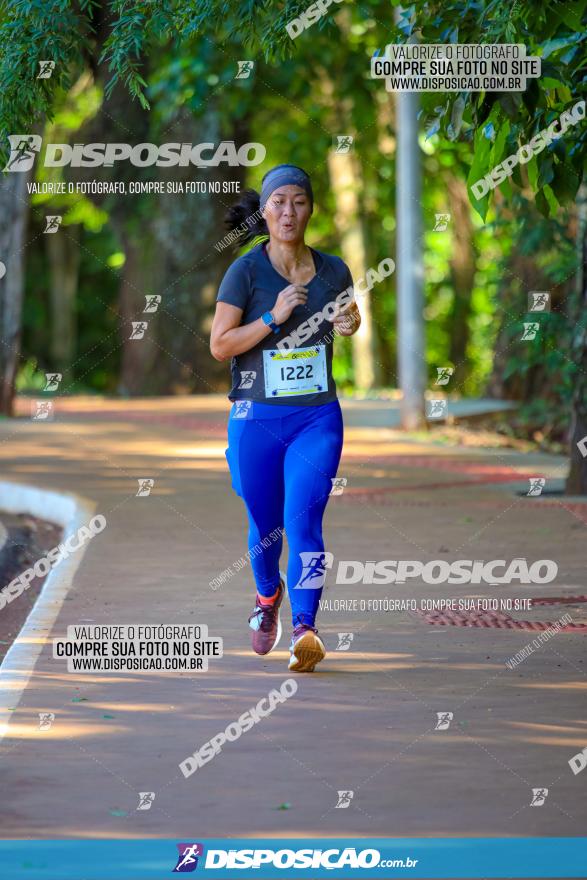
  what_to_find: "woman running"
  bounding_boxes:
[210,164,361,672]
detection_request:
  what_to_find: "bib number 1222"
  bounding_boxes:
[280,363,313,381]
[263,345,328,398]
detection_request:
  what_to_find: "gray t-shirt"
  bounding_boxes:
[216,241,353,406]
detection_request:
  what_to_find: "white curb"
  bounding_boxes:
[0,481,96,741]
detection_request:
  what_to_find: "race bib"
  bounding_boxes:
[263,345,328,398]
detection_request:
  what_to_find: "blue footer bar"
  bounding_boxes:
[1,838,586,879]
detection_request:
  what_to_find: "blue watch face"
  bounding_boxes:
[263,311,279,332]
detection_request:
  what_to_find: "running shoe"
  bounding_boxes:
[288,623,326,673]
[248,577,285,655]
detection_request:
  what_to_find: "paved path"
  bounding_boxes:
[0,395,585,839]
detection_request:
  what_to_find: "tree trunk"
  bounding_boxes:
[67,6,164,395]
[148,109,245,394]
[486,248,551,400]
[116,221,161,395]
[316,58,380,392]
[0,169,33,415]
[46,223,80,387]
[327,148,380,390]
[75,6,240,395]
[76,87,240,396]
[446,175,476,384]
[566,182,587,495]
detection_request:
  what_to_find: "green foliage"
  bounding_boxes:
[15,357,46,392]
[2,1,584,204]
[484,191,580,441]
[2,0,585,422]
[0,0,97,146]
[101,1,181,107]
[31,75,108,231]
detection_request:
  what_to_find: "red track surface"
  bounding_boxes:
[417,596,587,632]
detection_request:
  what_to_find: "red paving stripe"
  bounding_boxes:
[417,609,587,632]
[418,596,587,632]
[338,457,549,497]
[347,455,533,476]
[340,475,523,496]
[50,410,226,434]
[336,487,587,520]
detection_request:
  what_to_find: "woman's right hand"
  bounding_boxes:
[271,284,308,325]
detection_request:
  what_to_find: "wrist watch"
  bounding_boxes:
[261,310,280,334]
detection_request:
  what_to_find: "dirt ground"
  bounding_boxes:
[0,513,62,663]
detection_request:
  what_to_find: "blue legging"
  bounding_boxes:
[225,399,343,627]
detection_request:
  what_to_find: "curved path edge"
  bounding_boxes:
[0,480,96,740]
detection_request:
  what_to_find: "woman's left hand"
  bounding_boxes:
[328,300,361,336]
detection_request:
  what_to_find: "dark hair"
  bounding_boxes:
[223,188,268,249]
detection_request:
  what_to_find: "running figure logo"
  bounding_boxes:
[136,478,155,497]
[32,401,54,421]
[330,477,347,496]
[530,787,548,806]
[527,477,546,497]
[238,371,256,389]
[3,134,42,172]
[335,633,354,651]
[234,400,252,419]
[37,60,56,79]
[335,790,354,809]
[294,551,333,589]
[528,291,550,312]
[427,399,447,420]
[521,322,539,341]
[434,367,454,386]
[136,791,155,811]
[173,843,204,872]
[435,711,453,731]
[144,295,161,313]
[433,213,451,231]
[236,61,254,79]
[38,712,55,730]
[44,372,62,392]
[129,321,148,340]
[334,135,354,153]
[44,215,62,234]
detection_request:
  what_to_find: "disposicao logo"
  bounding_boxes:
[3,136,266,171]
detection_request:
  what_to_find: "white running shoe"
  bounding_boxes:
[288,624,326,673]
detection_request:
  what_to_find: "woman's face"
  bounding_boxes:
[263,184,312,243]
